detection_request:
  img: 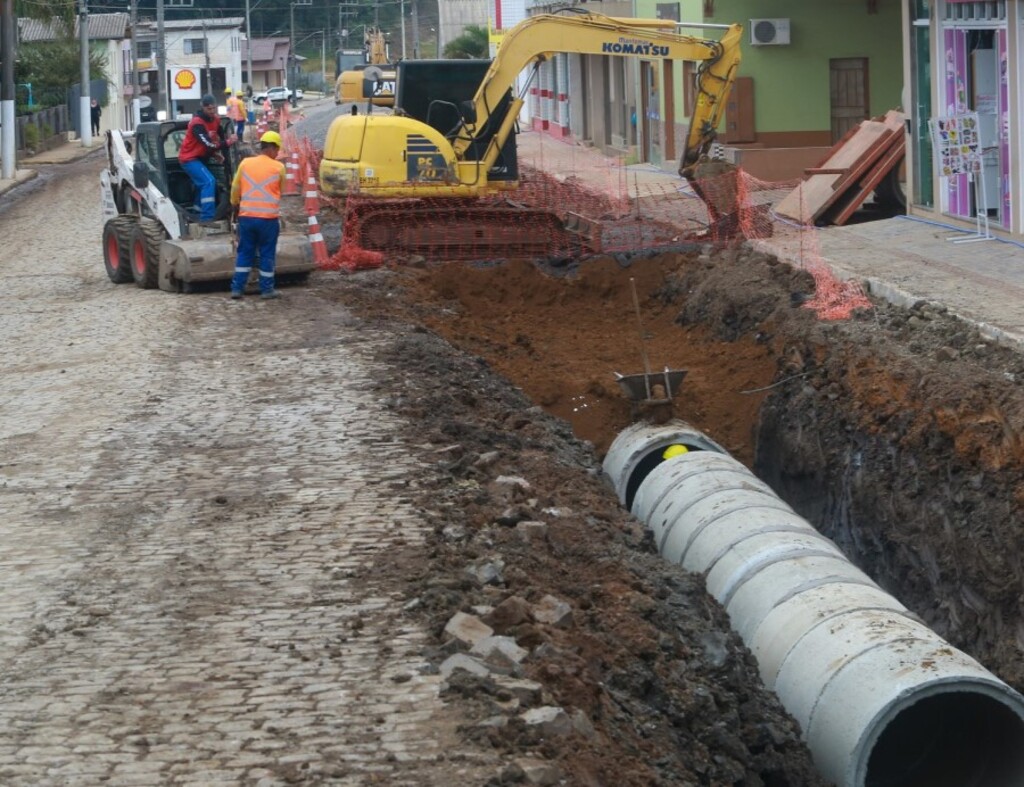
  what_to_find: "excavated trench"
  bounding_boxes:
[321,242,1024,782]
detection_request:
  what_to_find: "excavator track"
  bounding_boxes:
[342,199,602,261]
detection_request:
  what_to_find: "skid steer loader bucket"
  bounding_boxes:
[158,231,314,292]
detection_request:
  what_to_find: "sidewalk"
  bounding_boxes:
[0,139,104,198]
[518,131,1024,351]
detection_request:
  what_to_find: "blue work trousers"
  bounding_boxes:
[181,159,218,221]
[232,216,280,295]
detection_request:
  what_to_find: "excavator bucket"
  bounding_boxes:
[157,231,313,293]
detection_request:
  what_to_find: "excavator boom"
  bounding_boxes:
[456,13,742,174]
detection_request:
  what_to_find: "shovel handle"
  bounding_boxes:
[630,278,653,400]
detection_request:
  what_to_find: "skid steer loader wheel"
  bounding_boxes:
[102,216,137,284]
[130,218,166,290]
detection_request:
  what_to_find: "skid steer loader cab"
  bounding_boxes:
[132,118,239,226]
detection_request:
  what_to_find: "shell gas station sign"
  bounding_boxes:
[171,67,201,101]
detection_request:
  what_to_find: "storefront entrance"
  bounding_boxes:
[939,1,1010,227]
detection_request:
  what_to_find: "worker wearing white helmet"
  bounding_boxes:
[229,130,286,300]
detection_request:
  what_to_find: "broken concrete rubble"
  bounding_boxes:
[532,594,573,628]
[444,611,493,647]
[520,706,573,738]
[469,635,528,675]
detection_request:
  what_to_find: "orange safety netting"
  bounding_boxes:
[281,128,873,321]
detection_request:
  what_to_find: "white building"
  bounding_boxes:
[136,17,245,116]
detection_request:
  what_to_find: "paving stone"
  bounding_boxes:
[0,162,499,785]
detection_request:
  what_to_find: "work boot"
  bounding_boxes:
[230,290,243,300]
[260,290,281,300]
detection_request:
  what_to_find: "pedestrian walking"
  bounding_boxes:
[90,98,101,136]
[178,94,237,222]
[229,130,286,300]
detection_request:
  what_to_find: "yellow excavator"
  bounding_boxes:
[334,26,396,107]
[320,11,742,255]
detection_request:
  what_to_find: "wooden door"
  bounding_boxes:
[830,58,870,142]
[723,76,755,143]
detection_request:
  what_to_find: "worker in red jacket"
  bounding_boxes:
[178,94,237,222]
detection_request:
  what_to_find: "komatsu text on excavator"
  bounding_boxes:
[320,11,742,257]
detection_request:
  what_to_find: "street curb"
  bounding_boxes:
[0,170,40,199]
[1,142,103,200]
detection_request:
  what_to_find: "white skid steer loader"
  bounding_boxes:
[99,118,314,293]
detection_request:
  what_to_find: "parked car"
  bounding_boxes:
[253,87,301,106]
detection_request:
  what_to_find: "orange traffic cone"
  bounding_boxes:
[284,148,300,196]
[303,162,320,216]
[307,214,329,266]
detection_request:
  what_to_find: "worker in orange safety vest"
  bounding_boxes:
[229,130,287,300]
[226,88,247,141]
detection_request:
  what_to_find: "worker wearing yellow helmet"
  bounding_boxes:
[662,444,690,460]
[225,88,246,140]
[229,130,286,300]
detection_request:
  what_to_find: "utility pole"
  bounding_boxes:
[129,0,141,128]
[324,6,330,81]
[202,21,211,93]
[157,0,168,116]
[244,0,253,93]
[79,0,92,146]
[436,0,444,55]
[411,0,419,59]
[1,0,16,179]
[288,3,294,89]
[289,0,310,90]
[400,0,406,60]
[320,31,325,89]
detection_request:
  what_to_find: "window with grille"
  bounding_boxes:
[656,3,680,22]
[184,38,205,55]
[943,1,1006,22]
[137,41,153,58]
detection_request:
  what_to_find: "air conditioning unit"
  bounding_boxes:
[750,18,790,46]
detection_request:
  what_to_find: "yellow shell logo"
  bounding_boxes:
[174,70,196,90]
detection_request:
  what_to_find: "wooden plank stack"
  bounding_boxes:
[775,110,906,226]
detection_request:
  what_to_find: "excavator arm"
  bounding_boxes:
[453,12,742,177]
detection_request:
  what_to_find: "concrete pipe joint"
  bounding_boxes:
[602,419,1024,787]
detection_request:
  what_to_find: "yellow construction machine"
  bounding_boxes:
[334,27,396,107]
[320,11,742,255]
[335,67,396,107]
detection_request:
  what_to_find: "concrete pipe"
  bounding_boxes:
[602,420,1024,787]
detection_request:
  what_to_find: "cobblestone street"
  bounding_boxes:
[0,158,496,786]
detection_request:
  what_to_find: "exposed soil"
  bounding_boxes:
[314,237,1024,785]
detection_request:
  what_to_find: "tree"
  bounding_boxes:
[442,24,488,59]
[15,40,106,110]
[15,0,74,28]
